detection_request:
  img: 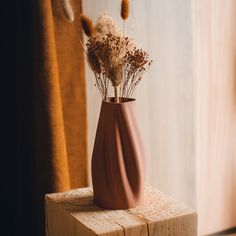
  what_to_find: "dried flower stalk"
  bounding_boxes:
[80,14,94,37]
[121,0,129,20]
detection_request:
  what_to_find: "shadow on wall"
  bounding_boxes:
[206,227,236,236]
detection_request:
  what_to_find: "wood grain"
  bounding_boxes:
[45,186,197,236]
[193,0,236,234]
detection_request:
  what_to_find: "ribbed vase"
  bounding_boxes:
[92,98,146,209]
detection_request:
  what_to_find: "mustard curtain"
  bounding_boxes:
[3,0,87,235]
[33,0,87,234]
[34,0,87,189]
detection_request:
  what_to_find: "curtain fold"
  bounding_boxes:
[4,0,87,235]
[34,0,71,195]
[52,0,88,188]
[33,0,88,234]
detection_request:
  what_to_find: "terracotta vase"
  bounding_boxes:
[92,98,146,209]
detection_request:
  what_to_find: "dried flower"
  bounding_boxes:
[61,0,74,22]
[94,12,122,39]
[121,0,129,20]
[83,12,152,102]
[80,14,94,37]
[87,49,101,74]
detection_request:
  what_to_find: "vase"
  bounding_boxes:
[91,98,146,209]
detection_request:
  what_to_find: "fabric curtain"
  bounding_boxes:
[3,0,87,235]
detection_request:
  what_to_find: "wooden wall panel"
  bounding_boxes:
[193,0,236,234]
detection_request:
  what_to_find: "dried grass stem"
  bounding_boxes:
[82,12,152,102]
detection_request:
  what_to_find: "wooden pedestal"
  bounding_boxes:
[45,186,197,236]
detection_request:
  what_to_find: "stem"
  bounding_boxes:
[104,78,107,101]
[94,73,103,98]
[114,86,119,103]
[123,20,125,37]
[120,80,122,99]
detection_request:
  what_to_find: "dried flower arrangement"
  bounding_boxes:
[80,0,152,103]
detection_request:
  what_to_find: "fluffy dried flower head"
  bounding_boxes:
[61,0,74,22]
[84,12,152,99]
[87,49,101,74]
[94,12,122,39]
[86,34,127,86]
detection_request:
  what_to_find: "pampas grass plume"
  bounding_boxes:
[61,0,74,22]
[121,0,129,20]
[80,14,94,37]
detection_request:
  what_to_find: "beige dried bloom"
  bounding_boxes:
[61,0,74,22]
[94,12,121,37]
[84,12,152,101]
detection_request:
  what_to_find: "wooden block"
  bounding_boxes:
[45,186,197,236]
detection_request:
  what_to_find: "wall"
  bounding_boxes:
[193,0,236,234]
[83,0,195,208]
